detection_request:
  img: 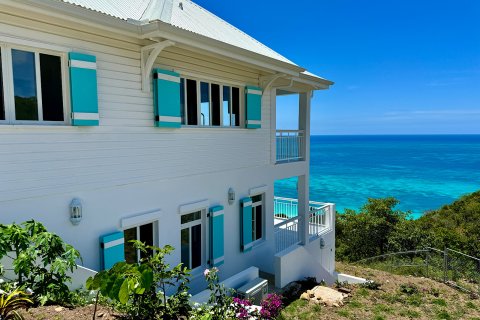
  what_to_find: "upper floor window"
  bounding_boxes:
[0,45,67,124]
[180,77,241,127]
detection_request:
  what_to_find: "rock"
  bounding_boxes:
[332,303,339,307]
[300,292,310,300]
[54,307,63,312]
[97,312,104,317]
[311,286,346,306]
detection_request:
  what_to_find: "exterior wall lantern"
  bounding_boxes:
[228,188,235,205]
[70,198,83,225]
[319,237,326,249]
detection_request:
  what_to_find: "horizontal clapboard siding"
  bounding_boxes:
[0,7,272,202]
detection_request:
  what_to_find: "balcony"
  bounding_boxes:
[276,130,305,163]
[273,197,334,254]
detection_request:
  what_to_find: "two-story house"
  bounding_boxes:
[0,0,335,292]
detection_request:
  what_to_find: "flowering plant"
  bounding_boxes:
[259,293,283,319]
[204,268,235,320]
[233,297,252,319]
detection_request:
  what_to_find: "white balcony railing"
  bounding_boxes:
[274,197,334,254]
[276,130,305,163]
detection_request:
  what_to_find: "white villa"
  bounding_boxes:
[0,0,336,293]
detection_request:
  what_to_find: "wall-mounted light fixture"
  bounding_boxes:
[70,198,83,225]
[228,188,235,205]
[319,237,326,249]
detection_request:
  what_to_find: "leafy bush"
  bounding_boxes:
[0,287,32,320]
[399,283,419,295]
[360,280,382,290]
[0,220,80,306]
[87,242,191,320]
[336,191,480,263]
[203,267,234,320]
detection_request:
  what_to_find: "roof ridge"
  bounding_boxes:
[141,0,173,23]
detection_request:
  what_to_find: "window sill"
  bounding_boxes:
[251,239,267,250]
[181,125,246,130]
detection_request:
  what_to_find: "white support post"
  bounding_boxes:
[270,88,277,164]
[298,91,311,245]
[297,174,309,245]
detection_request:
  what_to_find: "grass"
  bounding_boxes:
[279,262,480,320]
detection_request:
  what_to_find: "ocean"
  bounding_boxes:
[274,135,480,219]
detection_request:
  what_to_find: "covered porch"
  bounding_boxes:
[273,196,335,254]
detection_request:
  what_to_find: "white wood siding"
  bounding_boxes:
[0,7,272,203]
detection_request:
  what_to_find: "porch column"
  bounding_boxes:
[270,88,277,164]
[298,91,311,245]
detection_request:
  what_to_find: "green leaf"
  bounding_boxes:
[118,279,130,304]
[141,269,154,289]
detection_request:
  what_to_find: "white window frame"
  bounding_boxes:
[251,193,265,244]
[180,75,244,128]
[123,221,158,264]
[180,209,207,272]
[0,42,69,125]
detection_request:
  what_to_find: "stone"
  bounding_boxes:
[54,307,63,312]
[311,286,346,306]
[300,292,310,300]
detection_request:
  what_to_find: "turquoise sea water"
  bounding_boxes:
[274,135,480,219]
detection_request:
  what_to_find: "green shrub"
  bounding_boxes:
[0,220,80,306]
[0,288,32,320]
[399,283,419,295]
[87,242,191,320]
[360,279,382,290]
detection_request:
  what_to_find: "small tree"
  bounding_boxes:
[0,220,80,305]
[87,243,191,320]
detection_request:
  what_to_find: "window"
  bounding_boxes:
[0,45,66,124]
[251,194,264,242]
[181,211,204,270]
[181,76,241,127]
[124,222,154,264]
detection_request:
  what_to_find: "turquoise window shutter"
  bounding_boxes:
[245,86,262,129]
[240,197,253,252]
[100,232,125,270]
[69,52,99,126]
[209,205,225,267]
[153,68,181,128]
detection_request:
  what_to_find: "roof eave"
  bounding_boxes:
[140,20,306,77]
[5,0,142,37]
[298,73,334,90]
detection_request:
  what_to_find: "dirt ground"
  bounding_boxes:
[20,305,120,320]
[279,262,480,320]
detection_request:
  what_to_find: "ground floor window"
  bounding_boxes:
[124,222,154,264]
[181,210,203,270]
[251,194,264,242]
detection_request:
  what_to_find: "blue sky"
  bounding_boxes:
[194,0,480,134]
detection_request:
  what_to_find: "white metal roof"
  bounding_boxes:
[58,0,295,65]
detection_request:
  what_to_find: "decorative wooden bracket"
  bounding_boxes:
[260,73,287,92]
[141,40,175,92]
